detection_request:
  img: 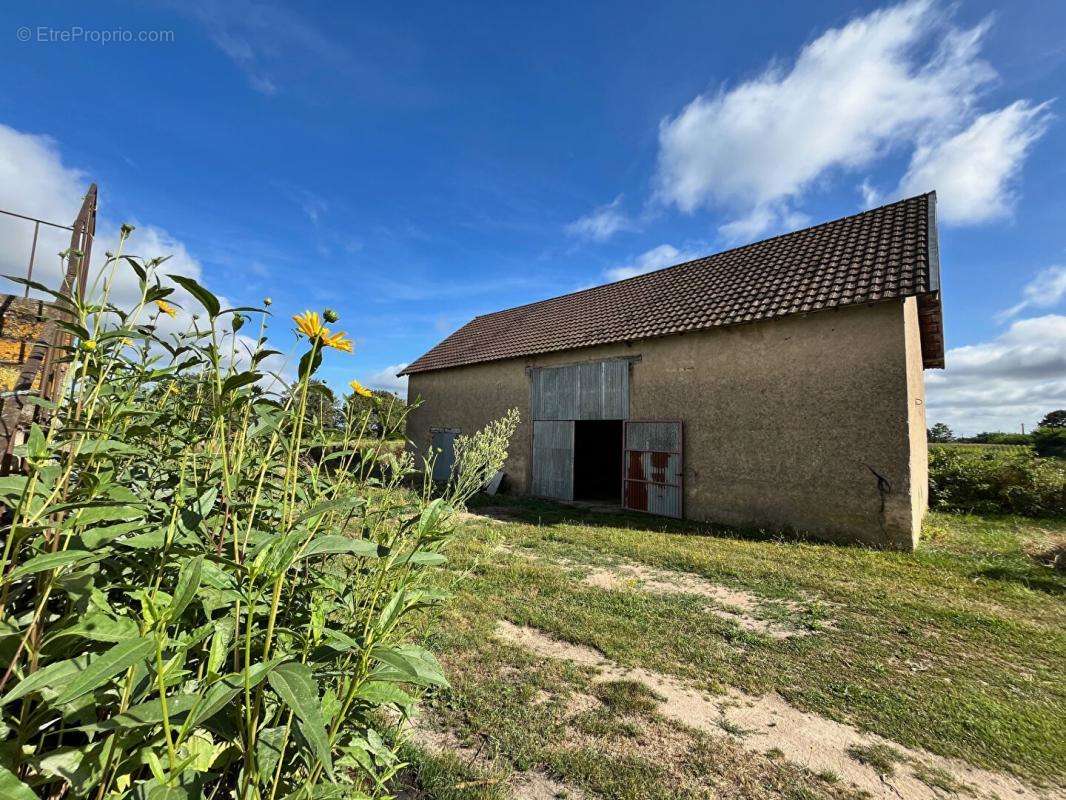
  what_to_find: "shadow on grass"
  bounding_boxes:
[465,493,846,549]
[977,563,1065,596]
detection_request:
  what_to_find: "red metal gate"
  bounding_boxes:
[622,420,683,518]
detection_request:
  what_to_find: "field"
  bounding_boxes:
[931,442,1034,454]
[398,498,1066,800]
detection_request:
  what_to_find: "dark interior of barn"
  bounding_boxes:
[573,420,623,502]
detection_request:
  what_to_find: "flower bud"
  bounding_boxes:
[324,309,339,323]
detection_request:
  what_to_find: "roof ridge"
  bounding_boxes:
[468,192,933,322]
[402,192,940,376]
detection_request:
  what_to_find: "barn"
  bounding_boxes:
[401,193,945,549]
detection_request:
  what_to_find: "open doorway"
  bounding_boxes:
[573,420,623,503]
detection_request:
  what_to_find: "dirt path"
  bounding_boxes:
[496,620,1058,800]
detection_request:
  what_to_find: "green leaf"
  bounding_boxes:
[321,628,361,652]
[206,618,234,678]
[0,764,36,800]
[92,694,200,731]
[58,611,140,643]
[54,637,156,705]
[169,556,203,620]
[78,438,138,456]
[253,348,282,366]
[355,680,414,708]
[8,549,94,579]
[255,726,288,783]
[267,662,334,779]
[221,371,261,394]
[1,656,88,706]
[297,347,323,380]
[186,660,280,729]
[120,530,167,549]
[0,475,29,499]
[298,535,380,560]
[81,520,145,549]
[71,504,144,527]
[26,423,46,460]
[371,644,449,688]
[169,274,221,319]
[293,496,364,525]
[403,550,447,566]
[3,275,74,306]
[22,395,57,411]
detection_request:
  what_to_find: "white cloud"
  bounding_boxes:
[0,124,86,283]
[365,363,409,399]
[926,315,1066,434]
[899,101,1051,224]
[718,205,811,244]
[0,122,287,381]
[653,0,1049,237]
[996,265,1066,322]
[858,179,883,209]
[605,244,700,282]
[566,196,634,241]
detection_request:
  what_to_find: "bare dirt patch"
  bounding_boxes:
[501,544,817,639]
[458,506,531,526]
[405,717,587,799]
[581,561,808,638]
[513,771,587,799]
[496,620,1056,800]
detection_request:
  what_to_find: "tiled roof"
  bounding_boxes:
[402,193,943,375]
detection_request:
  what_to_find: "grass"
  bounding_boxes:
[931,442,1034,454]
[402,497,1065,799]
[846,743,908,776]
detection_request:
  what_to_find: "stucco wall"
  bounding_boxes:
[406,299,927,549]
[903,296,930,536]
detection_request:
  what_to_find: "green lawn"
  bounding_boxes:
[397,499,1065,799]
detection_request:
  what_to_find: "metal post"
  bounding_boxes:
[24,221,40,298]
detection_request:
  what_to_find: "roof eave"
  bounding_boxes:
[918,191,946,369]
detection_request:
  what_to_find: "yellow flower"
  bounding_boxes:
[80,339,97,352]
[349,379,372,398]
[293,310,325,339]
[321,330,353,353]
[155,299,177,318]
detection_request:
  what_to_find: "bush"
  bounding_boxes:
[980,432,1033,445]
[929,446,1066,517]
[1032,426,1066,459]
[0,230,519,799]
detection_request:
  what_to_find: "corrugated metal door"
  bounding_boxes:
[531,420,574,500]
[531,360,629,421]
[431,428,459,482]
[623,420,683,518]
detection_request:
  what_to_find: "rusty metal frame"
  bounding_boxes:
[0,185,96,473]
[621,419,684,518]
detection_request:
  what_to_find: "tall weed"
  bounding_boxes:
[0,228,518,799]
[929,446,1066,517]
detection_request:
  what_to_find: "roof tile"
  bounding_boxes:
[403,193,941,375]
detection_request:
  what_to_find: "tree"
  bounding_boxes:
[287,379,340,430]
[927,422,954,443]
[344,389,406,439]
[1033,426,1066,459]
[1038,409,1066,429]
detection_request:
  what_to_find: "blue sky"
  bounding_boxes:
[1,0,1064,434]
